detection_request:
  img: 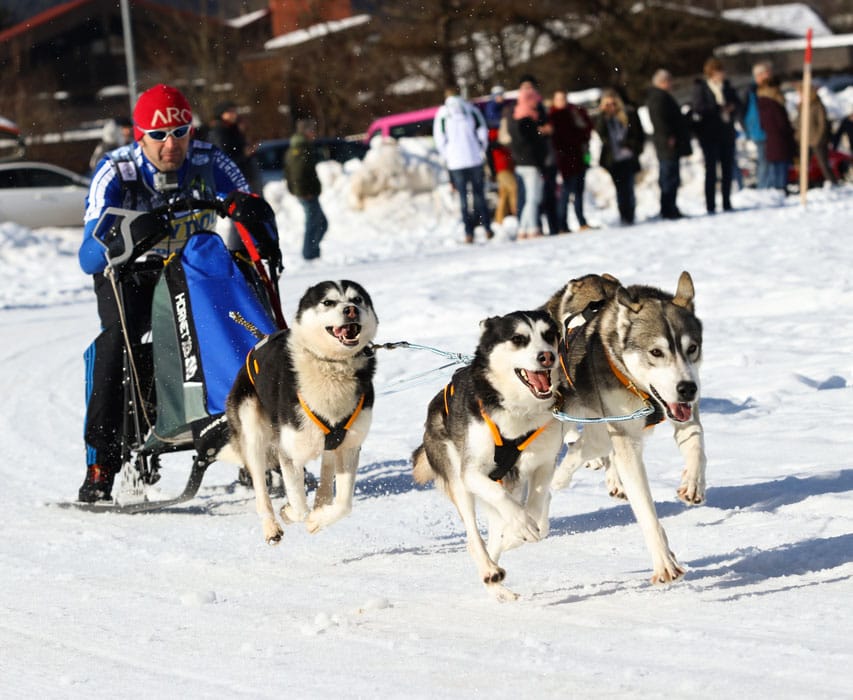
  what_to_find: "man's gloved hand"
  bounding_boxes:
[224,191,275,224]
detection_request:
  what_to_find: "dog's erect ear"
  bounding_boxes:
[616,286,642,313]
[601,273,620,284]
[479,315,500,334]
[673,271,695,311]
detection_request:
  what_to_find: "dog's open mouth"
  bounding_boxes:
[515,368,553,399]
[650,385,692,422]
[327,323,362,346]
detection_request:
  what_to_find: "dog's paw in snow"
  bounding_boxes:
[677,472,705,505]
[262,517,284,544]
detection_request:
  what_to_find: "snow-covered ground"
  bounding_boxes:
[1,137,852,698]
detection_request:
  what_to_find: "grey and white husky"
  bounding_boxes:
[544,272,705,583]
[221,280,379,544]
[412,310,563,602]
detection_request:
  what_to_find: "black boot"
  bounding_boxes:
[78,464,117,502]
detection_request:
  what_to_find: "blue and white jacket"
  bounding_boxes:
[79,140,249,274]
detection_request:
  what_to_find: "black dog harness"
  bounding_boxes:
[443,383,550,482]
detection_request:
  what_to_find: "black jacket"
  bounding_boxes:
[690,78,742,145]
[646,86,692,160]
[594,107,644,173]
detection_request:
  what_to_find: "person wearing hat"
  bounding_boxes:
[77,84,274,502]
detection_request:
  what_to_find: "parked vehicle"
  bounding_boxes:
[255,137,369,184]
[788,147,851,187]
[0,161,90,228]
[364,106,441,143]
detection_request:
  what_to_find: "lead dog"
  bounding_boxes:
[412,311,563,601]
[544,272,705,583]
[221,280,378,544]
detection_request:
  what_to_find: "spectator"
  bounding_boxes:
[208,101,260,191]
[646,69,692,220]
[284,118,329,259]
[433,84,493,244]
[794,84,838,186]
[77,84,259,502]
[594,88,644,225]
[756,78,796,192]
[691,57,742,214]
[549,90,594,232]
[488,127,517,224]
[508,77,548,238]
[88,117,132,173]
[483,85,506,129]
[742,61,773,189]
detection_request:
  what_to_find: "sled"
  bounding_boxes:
[67,195,283,513]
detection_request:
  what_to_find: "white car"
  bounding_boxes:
[0,161,90,228]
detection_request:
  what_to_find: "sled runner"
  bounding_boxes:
[67,194,283,513]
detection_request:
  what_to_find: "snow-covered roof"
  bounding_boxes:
[715,32,853,57]
[722,3,832,38]
[225,8,269,29]
[264,14,370,50]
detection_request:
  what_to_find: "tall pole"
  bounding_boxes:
[799,28,813,207]
[120,0,138,115]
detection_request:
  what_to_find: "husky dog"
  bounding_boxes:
[222,280,378,544]
[546,271,705,584]
[412,311,563,602]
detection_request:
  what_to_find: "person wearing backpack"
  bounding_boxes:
[433,84,494,243]
[742,62,773,189]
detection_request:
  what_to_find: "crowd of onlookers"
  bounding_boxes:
[432,60,853,243]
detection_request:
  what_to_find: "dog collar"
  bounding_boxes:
[298,392,366,450]
[603,351,664,427]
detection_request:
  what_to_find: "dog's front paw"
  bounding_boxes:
[262,517,284,545]
[651,552,685,584]
[677,473,706,505]
[486,582,519,603]
[604,464,628,500]
[504,512,541,545]
[280,503,308,524]
[305,503,352,534]
[551,465,574,490]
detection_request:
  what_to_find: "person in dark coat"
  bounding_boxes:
[284,118,327,260]
[756,79,795,192]
[507,78,549,238]
[595,89,644,225]
[646,69,692,220]
[549,90,594,231]
[691,57,742,214]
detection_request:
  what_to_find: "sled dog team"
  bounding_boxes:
[222,272,705,601]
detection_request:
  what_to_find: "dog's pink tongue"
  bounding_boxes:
[670,402,692,421]
[528,370,551,393]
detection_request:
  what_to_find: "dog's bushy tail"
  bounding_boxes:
[411,444,435,485]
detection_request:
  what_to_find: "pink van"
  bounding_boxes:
[363,106,440,143]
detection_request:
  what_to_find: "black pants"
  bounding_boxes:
[700,137,734,213]
[83,265,160,469]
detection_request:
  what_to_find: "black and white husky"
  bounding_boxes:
[221,280,378,544]
[544,272,705,583]
[412,311,563,602]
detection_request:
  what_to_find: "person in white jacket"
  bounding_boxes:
[433,85,494,243]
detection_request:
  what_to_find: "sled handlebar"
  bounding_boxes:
[94,197,241,270]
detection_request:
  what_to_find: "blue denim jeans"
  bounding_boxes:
[299,196,328,260]
[658,157,681,217]
[448,165,491,236]
[754,140,770,189]
[766,161,790,190]
[515,165,543,233]
[557,172,587,229]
